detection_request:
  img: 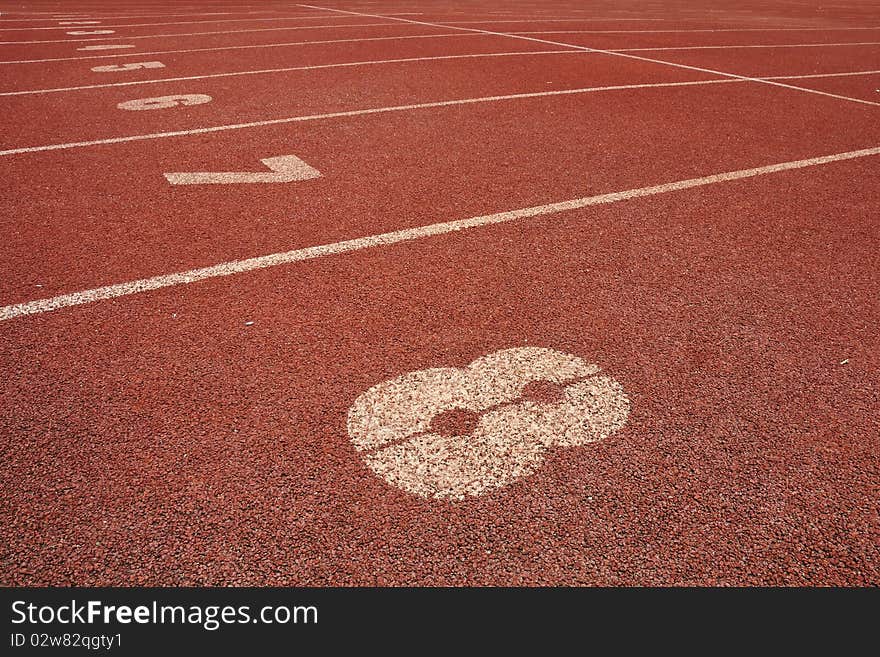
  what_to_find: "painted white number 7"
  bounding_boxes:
[165,155,321,185]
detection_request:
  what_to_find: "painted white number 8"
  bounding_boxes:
[92,61,165,72]
[117,94,212,111]
[348,347,631,500]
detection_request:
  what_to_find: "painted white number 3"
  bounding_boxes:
[92,61,165,72]
[117,94,212,111]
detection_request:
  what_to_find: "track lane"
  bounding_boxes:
[514,27,880,49]
[0,32,474,65]
[0,14,403,31]
[0,16,401,42]
[0,34,555,92]
[545,37,880,77]
[0,21,437,59]
[0,12,320,24]
[0,51,715,150]
[5,36,880,94]
[2,80,880,307]
[1,157,877,585]
[786,72,880,103]
[3,0,879,589]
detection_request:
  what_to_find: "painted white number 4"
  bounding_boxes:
[117,94,211,110]
[92,61,165,72]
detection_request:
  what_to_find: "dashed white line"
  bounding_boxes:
[65,30,116,35]
[3,145,879,321]
[77,44,136,51]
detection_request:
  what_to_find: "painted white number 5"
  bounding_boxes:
[92,61,165,72]
[117,94,211,111]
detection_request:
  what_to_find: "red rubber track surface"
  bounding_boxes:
[1,0,878,586]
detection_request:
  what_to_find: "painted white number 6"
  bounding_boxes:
[117,94,212,111]
[92,61,165,72]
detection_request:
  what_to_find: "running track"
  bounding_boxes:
[1,0,878,586]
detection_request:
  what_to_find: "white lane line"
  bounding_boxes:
[298,5,880,108]
[4,70,879,156]
[0,33,480,64]
[3,44,879,96]
[0,15,400,30]
[775,69,880,80]
[620,41,880,52]
[0,22,410,44]
[410,16,670,21]
[0,79,741,156]
[513,27,880,34]
[0,50,581,96]
[439,18,759,24]
[3,144,879,321]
